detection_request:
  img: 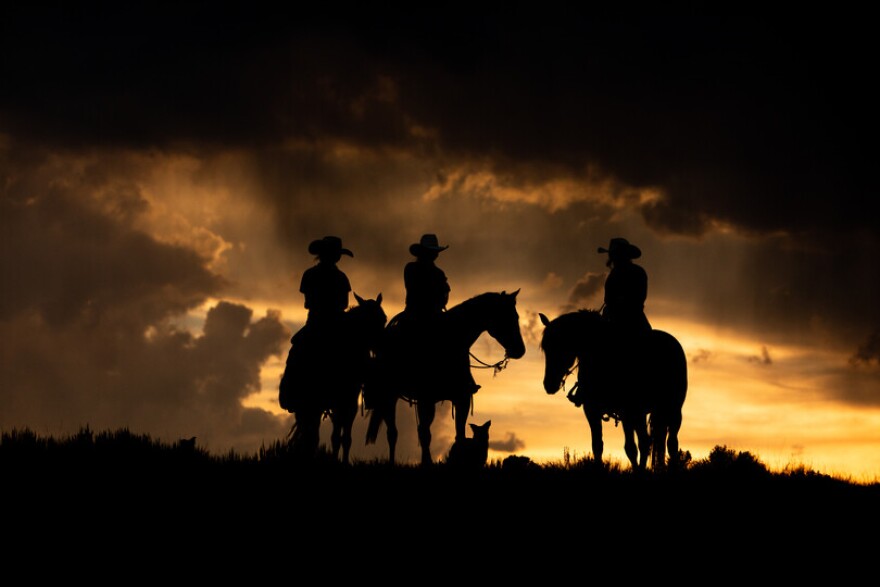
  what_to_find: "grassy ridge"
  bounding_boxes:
[3,425,876,494]
[2,425,878,576]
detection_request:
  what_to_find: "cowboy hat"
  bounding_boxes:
[308,235,353,257]
[597,237,641,259]
[409,233,449,256]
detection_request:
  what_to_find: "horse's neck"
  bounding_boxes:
[573,313,605,363]
[345,310,381,347]
[445,298,493,348]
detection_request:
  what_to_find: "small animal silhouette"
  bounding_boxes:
[446,420,491,468]
[176,436,197,451]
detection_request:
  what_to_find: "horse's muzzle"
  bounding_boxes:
[506,345,526,360]
[543,378,561,395]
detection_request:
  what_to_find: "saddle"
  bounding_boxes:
[568,320,652,410]
[379,311,477,401]
[607,323,651,362]
[279,322,345,413]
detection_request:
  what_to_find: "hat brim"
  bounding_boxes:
[410,244,448,255]
[309,240,354,257]
[598,245,641,259]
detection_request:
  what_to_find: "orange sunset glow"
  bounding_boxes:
[2,6,879,483]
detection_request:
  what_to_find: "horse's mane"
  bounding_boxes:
[555,308,603,325]
[343,297,387,341]
[458,291,503,305]
[448,291,511,314]
[347,297,384,316]
[540,308,603,351]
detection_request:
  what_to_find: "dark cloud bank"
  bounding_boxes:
[0,151,291,452]
[4,7,876,321]
[4,6,875,236]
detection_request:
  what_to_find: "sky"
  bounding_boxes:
[2,5,879,482]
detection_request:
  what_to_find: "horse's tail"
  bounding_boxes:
[365,407,383,445]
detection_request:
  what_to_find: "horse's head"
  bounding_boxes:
[539,310,602,395]
[539,313,575,395]
[351,293,387,347]
[485,289,526,360]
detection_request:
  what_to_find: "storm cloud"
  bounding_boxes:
[4,8,876,335]
[0,149,290,453]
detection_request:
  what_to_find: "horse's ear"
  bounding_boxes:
[354,292,365,305]
[376,293,382,304]
[511,288,520,298]
[539,313,550,326]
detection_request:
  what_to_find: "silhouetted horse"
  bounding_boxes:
[364,291,526,465]
[279,293,386,463]
[539,309,687,472]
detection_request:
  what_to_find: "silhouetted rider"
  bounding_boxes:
[598,237,652,335]
[300,235,353,330]
[404,233,450,319]
[287,236,353,398]
[568,237,652,409]
[385,234,451,374]
[279,235,354,453]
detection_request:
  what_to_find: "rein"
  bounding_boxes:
[561,358,579,395]
[469,351,510,375]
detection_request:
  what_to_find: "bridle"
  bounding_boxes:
[560,357,579,398]
[469,298,519,375]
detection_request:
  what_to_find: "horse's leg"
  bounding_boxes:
[340,403,357,465]
[584,406,604,464]
[293,410,321,459]
[386,399,398,465]
[453,397,469,442]
[647,413,665,472]
[307,413,321,457]
[666,411,683,470]
[634,414,651,471]
[621,418,640,470]
[416,400,436,466]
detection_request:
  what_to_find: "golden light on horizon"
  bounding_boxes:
[241,308,880,483]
